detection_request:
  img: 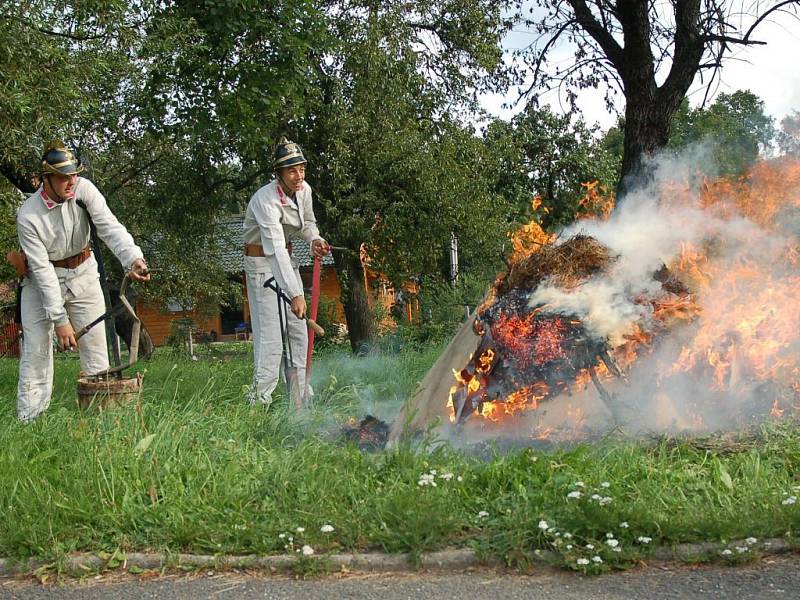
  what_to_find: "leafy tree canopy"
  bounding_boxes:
[669,90,775,176]
[485,105,618,229]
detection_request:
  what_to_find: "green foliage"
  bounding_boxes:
[304,0,512,284]
[308,296,349,350]
[669,91,775,176]
[396,272,490,347]
[0,0,141,191]
[0,0,514,346]
[778,110,800,157]
[163,317,195,352]
[0,185,21,283]
[485,105,618,230]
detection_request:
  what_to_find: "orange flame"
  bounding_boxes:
[453,160,800,434]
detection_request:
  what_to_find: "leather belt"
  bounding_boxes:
[244,242,293,257]
[51,246,91,269]
[244,243,265,257]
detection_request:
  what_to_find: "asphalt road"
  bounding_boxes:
[2,555,799,600]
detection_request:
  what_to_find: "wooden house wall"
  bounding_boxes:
[136,303,222,346]
[139,266,344,347]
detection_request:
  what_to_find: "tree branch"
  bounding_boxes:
[0,160,35,195]
[1,15,110,41]
[566,0,625,68]
[741,0,800,41]
[703,33,767,45]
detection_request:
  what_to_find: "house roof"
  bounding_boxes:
[217,216,335,273]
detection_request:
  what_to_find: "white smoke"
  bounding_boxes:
[528,145,774,345]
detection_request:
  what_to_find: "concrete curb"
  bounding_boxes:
[0,539,794,578]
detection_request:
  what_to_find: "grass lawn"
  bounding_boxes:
[1,342,800,573]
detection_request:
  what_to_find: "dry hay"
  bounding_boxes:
[496,234,616,296]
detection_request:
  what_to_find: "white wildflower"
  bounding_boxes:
[637,536,652,544]
[301,545,314,556]
[566,544,573,550]
[574,481,585,488]
[418,473,437,487]
[745,537,757,545]
[440,472,454,481]
[576,558,589,565]
[478,510,490,519]
[606,533,615,539]
[735,546,748,553]
[296,527,305,533]
[599,496,613,506]
[585,544,595,550]
[538,520,549,530]
[606,539,619,548]
[320,524,335,533]
[567,491,582,499]
[612,547,622,552]
[430,470,437,475]
[278,533,286,539]
[592,556,603,563]
[600,481,610,488]
[620,522,629,529]
[782,496,797,505]
[720,549,732,556]
[457,476,463,482]
[563,532,573,539]
[591,494,602,501]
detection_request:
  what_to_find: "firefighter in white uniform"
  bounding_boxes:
[243,137,329,406]
[15,141,150,422]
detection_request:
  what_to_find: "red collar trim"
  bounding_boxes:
[40,185,75,209]
[40,187,58,210]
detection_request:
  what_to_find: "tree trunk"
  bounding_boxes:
[617,81,695,198]
[0,161,35,195]
[336,248,376,354]
[617,94,673,197]
[610,0,704,198]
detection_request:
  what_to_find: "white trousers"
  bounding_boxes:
[245,269,308,405]
[17,275,109,422]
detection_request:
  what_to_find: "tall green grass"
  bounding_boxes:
[1,346,800,573]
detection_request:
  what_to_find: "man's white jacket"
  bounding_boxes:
[243,179,322,299]
[16,177,143,327]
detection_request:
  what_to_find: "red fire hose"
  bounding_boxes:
[305,256,322,384]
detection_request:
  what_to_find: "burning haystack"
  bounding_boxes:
[389,155,800,446]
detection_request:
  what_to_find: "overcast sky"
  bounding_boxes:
[481,14,800,131]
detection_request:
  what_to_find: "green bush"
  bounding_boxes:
[394,273,489,348]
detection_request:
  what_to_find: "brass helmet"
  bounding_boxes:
[272,136,307,170]
[40,140,84,176]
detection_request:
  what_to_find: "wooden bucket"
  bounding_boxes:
[77,372,143,410]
